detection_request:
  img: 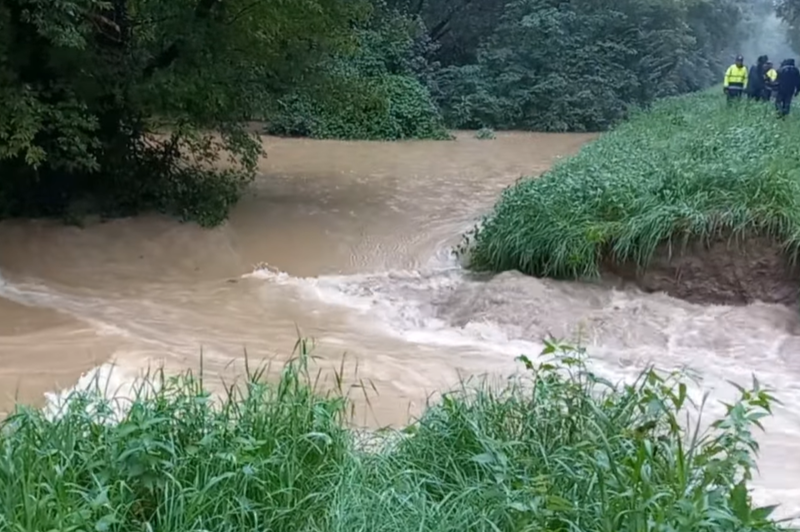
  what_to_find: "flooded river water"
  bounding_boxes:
[1,132,799,520]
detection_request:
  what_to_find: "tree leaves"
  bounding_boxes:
[0,0,366,223]
[431,0,759,132]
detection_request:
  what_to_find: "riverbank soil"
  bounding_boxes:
[603,236,800,306]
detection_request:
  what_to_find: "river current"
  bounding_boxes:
[1,132,798,521]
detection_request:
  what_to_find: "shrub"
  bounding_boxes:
[267,73,450,141]
[475,127,496,140]
[264,4,450,141]
[0,130,257,228]
[464,91,800,279]
[0,338,789,531]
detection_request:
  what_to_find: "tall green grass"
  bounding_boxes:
[0,338,791,531]
[463,92,800,278]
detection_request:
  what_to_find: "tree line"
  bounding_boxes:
[0,0,793,226]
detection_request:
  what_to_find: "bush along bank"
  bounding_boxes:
[462,91,800,306]
[0,339,790,531]
[263,7,452,141]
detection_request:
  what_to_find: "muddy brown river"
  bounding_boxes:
[1,132,799,520]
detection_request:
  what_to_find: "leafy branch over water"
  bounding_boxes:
[0,338,789,531]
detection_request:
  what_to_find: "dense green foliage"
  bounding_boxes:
[2,0,797,226]
[0,339,789,531]
[264,4,450,140]
[271,0,779,135]
[430,0,748,131]
[779,0,800,51]
[0,0,363,225]
[463,91,800,279]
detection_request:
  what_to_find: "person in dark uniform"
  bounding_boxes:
[747,55,768,100]
[775,58,800,117]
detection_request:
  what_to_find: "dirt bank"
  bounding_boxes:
[603,236,800,306]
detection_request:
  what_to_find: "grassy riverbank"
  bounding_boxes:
[0,339,788,531]
[463,92,800,279]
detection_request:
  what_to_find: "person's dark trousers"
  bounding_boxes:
[775,93,793,117]
[726,88,744,104]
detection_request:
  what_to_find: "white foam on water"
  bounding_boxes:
[41,361,151,423]
[246,260,775,389]
[246,258,800,524]
[0,274,93,310]
[0,271,164,421]
[5,251,800,522]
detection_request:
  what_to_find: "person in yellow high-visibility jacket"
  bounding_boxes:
[724,55,748,102]
[764,61,778,100]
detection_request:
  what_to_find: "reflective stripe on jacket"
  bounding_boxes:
[724,65,748,89]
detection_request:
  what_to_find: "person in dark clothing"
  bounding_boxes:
[748,55,769,100]
[775,58,800,117]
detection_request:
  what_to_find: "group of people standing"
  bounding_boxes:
[723,54,800,117]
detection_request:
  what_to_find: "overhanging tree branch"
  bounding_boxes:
[142,0,220,79]
[427,0,474,43]
[225,0,265,25]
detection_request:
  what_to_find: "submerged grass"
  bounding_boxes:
[0,338,793,531]
[463,92,800,278]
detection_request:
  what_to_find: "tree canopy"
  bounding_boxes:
[0,0,796,225]
[778,0,800,51]
[0,0,363,225]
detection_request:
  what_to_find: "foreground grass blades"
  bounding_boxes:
[463,92,800,279]
[0,339,790,531]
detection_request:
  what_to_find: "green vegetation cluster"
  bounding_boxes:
[1,0,795,226]
[0,0,361,226]
[0,339,789,531]
[779,0,800,52]
[271,0,777,137]
[263,4,451,141]
[464,92,800,279]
